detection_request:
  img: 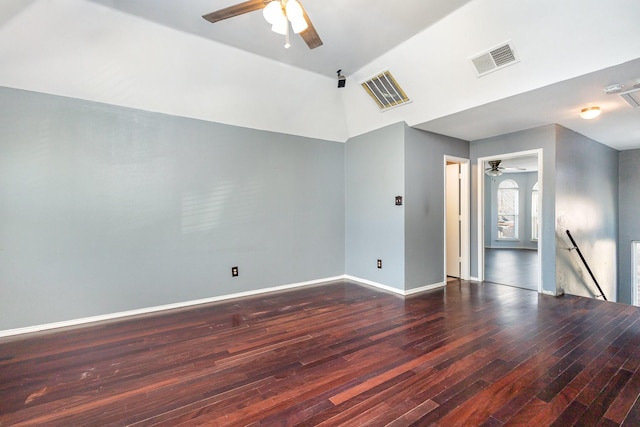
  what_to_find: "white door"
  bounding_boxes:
[446,163,461,277]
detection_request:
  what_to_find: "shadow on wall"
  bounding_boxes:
[555,229,615,301]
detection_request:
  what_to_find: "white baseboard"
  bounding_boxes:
[405,281,446,295]
[0,275,344,338]
[485,246,538,251]
[470,276,481,282]
[344,275,445,296]
[1,275,453,338]
[343,275,404,296]
[542,288,565,297]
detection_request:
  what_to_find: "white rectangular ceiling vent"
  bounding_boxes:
[470,42,519,77]
[361,70,411,111]
[620,85,640,108]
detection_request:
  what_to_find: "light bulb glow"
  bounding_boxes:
[263,0,307,40]
[271,18,288,35]
[263,1,284,24]
[580,106,601,120]
[290,16,308,33]
[285,0,304,18]
[286,0,308,33]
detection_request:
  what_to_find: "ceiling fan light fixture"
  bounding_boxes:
[285,0,308,33]
[486,169,503,177]
[271,18,288,35]
[203,0,322,50]
[580,106,601,120]
[263,1,285,24]
[285,0,303,18]
[289,15,308,34]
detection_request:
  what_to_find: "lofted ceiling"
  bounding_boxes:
[87,0,474,77]
[1,0,639,150]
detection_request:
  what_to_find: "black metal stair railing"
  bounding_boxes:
[565,230,607,301]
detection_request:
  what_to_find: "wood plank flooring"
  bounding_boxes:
[2,279,640,426]
[485,248,539,291]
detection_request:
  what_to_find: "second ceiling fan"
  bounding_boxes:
[202,0,323,49]
[485,160,526,176]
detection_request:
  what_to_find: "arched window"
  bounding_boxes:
[531,182,539,240]
[497,179,518,239]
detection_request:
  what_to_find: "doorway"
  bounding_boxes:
[478,150,542,293]
[444,156,470,281]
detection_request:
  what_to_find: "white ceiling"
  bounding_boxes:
[86,0,640,150]
[1,0,639,150]
[87,0,474,77]
[416,58,640,150]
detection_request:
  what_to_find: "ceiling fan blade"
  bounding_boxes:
[297,2,323,49]
[202,0,268,23]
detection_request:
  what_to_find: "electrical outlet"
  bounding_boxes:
[377,259,382,269]
[231,266,239,277]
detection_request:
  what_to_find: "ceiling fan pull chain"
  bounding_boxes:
[284,22,291,49]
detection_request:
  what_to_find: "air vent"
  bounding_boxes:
[361,70,411,111]
[620,85,640,108]
[470,41,519,77]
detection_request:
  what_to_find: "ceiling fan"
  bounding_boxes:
[202,0,323,49]
[485,160,526,176]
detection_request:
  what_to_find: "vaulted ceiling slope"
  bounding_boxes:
[0,0,639,148]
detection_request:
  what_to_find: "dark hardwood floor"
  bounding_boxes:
[485,248,539,291]
[2,279,640,426]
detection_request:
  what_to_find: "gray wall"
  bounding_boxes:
[344,123,469,292]
[404,126,468,290]
[0,87,345,330]
[555,126,618,300]
[484,172,539,250]
[345,123,406,290]
[619,149,640,304]
[470,125,557,293]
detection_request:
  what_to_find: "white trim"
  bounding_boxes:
[633,241,640,306]
[478,149,543,294]
[542,288,564,297]
[343,275,405,295]
[405,282,446,295]
[1,275,452,338]
[0,276,344,338]
[470,276,481,282]
[443,155,470,281]
[485,246,538,251]
[344,275,446,296]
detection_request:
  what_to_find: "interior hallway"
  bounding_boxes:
[484,248,539,291]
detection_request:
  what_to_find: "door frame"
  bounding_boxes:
[632,241,640,306]
[477,149,543,293]
[443,156,470,281]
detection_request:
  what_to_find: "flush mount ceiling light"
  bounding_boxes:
[580,106,601,120]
